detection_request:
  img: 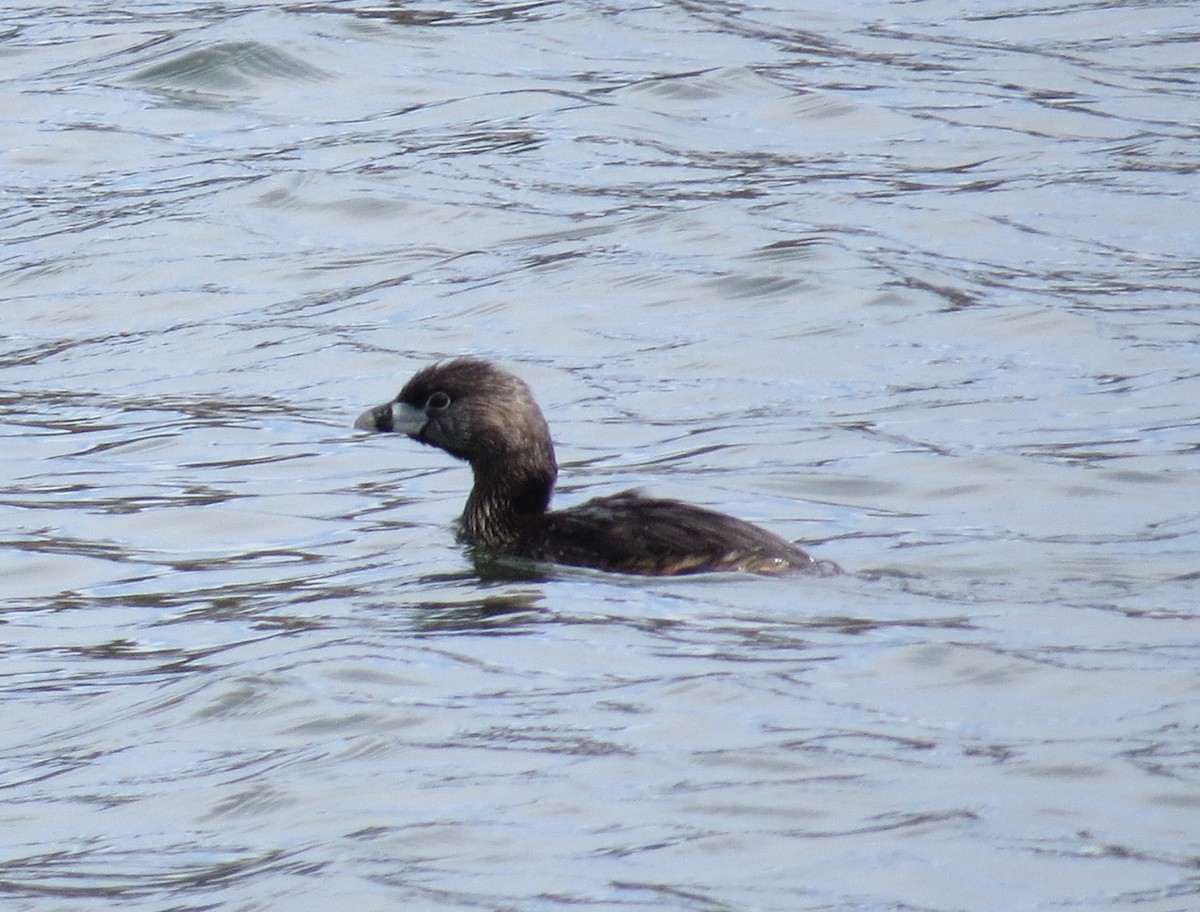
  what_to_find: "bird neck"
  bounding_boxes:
[460,460,555,549]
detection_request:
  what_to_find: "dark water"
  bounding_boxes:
[2,2,1198,910]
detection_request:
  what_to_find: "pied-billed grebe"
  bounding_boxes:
[355,358,836,576]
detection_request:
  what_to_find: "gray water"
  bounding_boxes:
[2,2,1198,910]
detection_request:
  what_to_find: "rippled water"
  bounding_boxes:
[3,2,1198,910]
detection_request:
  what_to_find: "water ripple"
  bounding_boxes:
[2,2,1198,910]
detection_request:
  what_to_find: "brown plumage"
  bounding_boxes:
[355,358,836,576]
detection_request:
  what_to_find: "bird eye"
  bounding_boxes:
[425,391,451,412]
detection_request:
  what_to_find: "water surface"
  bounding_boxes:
[2,2,1198,910]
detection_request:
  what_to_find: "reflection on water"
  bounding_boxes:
[2,1,1198,910]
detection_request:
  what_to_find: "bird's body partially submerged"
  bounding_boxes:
[355,358,836,577]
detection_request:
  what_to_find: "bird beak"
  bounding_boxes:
[354,401,427,435]
[354,403,394,432]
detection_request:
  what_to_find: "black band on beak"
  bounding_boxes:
[354,403,394,432]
